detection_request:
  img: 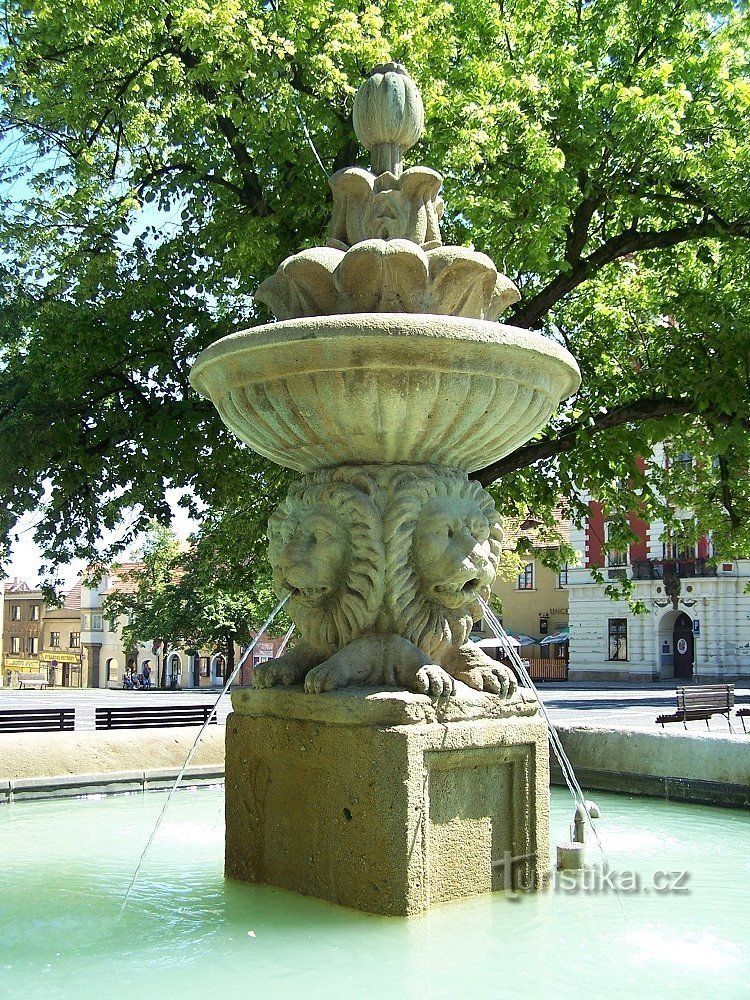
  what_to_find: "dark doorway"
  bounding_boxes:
[673,613,694,679]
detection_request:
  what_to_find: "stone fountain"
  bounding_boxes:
[190,64,580,915]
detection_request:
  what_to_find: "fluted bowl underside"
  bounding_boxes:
[189,314,581,473]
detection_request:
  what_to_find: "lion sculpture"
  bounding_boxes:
[254,467,519,702]
[254,474,385,688]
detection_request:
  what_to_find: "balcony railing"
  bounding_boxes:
[631,558,716,580]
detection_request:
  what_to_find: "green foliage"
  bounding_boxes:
[103,519,286,679]
[1,0,750,582]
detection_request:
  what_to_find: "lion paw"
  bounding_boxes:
[453,665,517,699]
[304,659,355,694]
[253,659,308,688]
[414,664,456,699]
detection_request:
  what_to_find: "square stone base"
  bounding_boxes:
[225,686,550,916]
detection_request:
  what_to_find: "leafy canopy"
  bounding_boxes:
[1,0,749,587]
[103,518,286,678]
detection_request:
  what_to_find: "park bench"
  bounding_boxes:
[655,684,734,731]
[95,704,218,731]
[0,708,74,733]
[737,708,750,733]
[17,673,49,689]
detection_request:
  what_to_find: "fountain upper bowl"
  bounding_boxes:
[189,313,581,473]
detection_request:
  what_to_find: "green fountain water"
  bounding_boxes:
[2,786,748,999]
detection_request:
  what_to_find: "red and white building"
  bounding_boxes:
[567,462,750,682]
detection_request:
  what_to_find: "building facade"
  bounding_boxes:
[2,579,44,684]
[567,504,750,682]
[79,565,286,689]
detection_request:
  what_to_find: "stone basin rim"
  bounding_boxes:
[190,312,581,396]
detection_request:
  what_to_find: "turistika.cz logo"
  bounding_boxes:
[492,851,691,898]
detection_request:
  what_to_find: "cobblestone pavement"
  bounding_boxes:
[1,679,748,732]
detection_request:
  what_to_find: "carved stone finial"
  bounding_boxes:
[353,63,424,177]
[253,60,521,324]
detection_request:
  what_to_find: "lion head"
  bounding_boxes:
[384,470,502,663]
[267,475,385,658]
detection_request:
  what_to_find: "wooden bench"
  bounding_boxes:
[737,708,750,733]
[18,673,49,689]
[524,658,569,682]
[0,708,74,733]
[656,684,734,731]
[95,704,218,730]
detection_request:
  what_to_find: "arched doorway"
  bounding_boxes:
[106,657,119,686]
[168,654,182,689]
[673,613,694,679]
[210,655,226,686]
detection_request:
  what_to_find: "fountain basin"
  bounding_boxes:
[2,786,748,998]
[189,313,580,473]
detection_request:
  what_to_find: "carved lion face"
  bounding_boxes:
[267,479,386,657]
[269,505,348,605]
[412,496,497,610]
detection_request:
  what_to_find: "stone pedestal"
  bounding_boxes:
[225,686,550,916]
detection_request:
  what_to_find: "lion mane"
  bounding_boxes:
[384,469,503,663]
[267,471,385,657]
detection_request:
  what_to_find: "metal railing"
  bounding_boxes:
[631,558,716,580]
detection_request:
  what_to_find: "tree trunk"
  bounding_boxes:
[226,633,235,682]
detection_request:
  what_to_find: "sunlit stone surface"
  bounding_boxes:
[190,62,580,913]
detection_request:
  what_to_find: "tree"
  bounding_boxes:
[103,518,286,685]
[1,0,749,586]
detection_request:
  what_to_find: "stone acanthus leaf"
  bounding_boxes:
[328,166,444,249]
[255,239,520,321]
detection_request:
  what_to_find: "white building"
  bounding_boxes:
[567,489,750,683]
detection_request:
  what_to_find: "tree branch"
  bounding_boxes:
[564,174,606,264]
[510,216,750,328]
[718,454,740,529]
[473,396,694,485]
[166,21,270,215]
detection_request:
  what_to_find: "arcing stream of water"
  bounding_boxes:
[119,591,291,913]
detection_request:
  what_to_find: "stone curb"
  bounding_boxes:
[2,764,225,803]
[553,724,750,808]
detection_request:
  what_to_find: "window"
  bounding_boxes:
[664,539,695,561]
[673,451,692,472]
[80,614,89,630]
[49,632,60,648]
[30,605,40,621]
[200,657,210,677]
[606,524,627,568]
[11,605,21,621]
[517,563,535,590]
[27,636,39,655]
[91,614,103,631]
[69,632,80,648]
[608,619,628,661]
[10,636,21,654]
[557,564,569,588]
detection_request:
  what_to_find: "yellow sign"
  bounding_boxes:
[3,658,41,671]
[39,651,80,664]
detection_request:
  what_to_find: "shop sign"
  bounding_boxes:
[39,651,80,664]
[3,657,40,671]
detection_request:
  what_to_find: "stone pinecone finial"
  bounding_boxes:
[353,62,424,177]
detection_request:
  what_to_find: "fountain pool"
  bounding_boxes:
[2,786,748,999]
